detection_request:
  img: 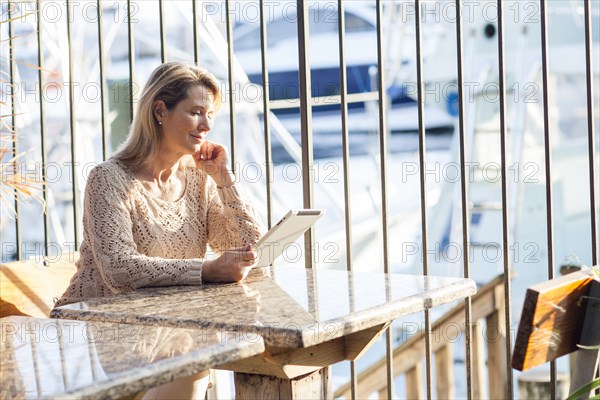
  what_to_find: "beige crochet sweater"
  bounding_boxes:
[55,159,263,307]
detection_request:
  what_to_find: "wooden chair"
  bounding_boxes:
[0,253,78,318]
[512,269,600,399]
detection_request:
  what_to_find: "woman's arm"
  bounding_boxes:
[193,140,263,255]
[205,178,263,254]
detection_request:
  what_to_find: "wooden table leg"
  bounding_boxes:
[221,324,390,399]
[234,368,331,400]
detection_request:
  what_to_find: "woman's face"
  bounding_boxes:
[157,85,215,156]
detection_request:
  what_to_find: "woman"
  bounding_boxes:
[55,62,263,399]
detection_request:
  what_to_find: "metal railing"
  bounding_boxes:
[1,1,598,399]
[334,274,508,399]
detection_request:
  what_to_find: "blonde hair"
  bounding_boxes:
[113,62,221,170]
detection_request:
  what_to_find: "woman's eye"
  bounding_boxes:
[191,111,213,119]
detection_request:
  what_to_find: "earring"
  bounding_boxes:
[158,121,162,125]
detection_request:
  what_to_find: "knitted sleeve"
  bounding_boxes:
[83,164,203,293]
[205,178,263,254]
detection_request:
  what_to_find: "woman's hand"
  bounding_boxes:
[202,244,257,282]
[193,140,235,188]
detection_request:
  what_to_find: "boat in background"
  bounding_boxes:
[233,0,456,139]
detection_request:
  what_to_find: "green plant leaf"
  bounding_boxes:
[577,344,600,350]
[566,378,600,400]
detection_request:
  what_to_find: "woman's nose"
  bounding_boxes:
[198,115,211,131]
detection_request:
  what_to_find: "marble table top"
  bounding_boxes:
[1,316,264,399]
[52,266,476,348]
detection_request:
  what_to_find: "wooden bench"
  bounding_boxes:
[0,253,78,318]
[512,269,600,399]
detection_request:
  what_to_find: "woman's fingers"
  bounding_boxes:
[194,141,233,187]
[233,251,257,264]
[197,141,219,161]
[204,142,213,160]
[206,142,213,160]
[196,141,210,161]
[202,246,257,283]
[226,245,256,263]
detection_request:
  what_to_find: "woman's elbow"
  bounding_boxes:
[99,265,137,293]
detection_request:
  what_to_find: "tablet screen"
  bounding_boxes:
[254,209,325,268]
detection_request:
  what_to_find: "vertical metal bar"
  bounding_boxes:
[539,0,555,289]
[225,0,236,170]
[346,283,358,397]
[584,0,598,266]
[347,275,358,400]
[375,1,393,398]
[192,0,200,65]
[97,0,109,160]
[539,1,556,396]
[337,1,356,397]
[259,0,273,229]
[454,1,473,398]
[349,356,358,399]
[305,267,319,319]
[7,0,21,260]
[127,0,135,122]
[375,0,389,274]
[36,0,50,255]
[296,0,315,268]
[159,0,166,63]
[496,1,514,398]
[337,1,353,277]
[415,1,433,398]
[66,0,80,250]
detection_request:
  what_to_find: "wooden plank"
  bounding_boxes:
[219,338,345,380]
[487,285,508,399]
[471,318,487,399]
[344,322,389,360]
[511,271,594,371]
[434,344,454,399]
[0,254,78,318]
[217,351,293,379]
[568,279,600,397]
[273,340,345,379]
[289,367,330,400]
[405,361,423,399]
[233,368,329,399]
[221,323,390,380]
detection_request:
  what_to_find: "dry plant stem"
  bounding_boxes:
[0,136,46,217]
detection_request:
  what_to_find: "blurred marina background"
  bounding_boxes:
[1,0,599,398]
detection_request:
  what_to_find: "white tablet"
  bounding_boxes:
[253,209,325,268]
